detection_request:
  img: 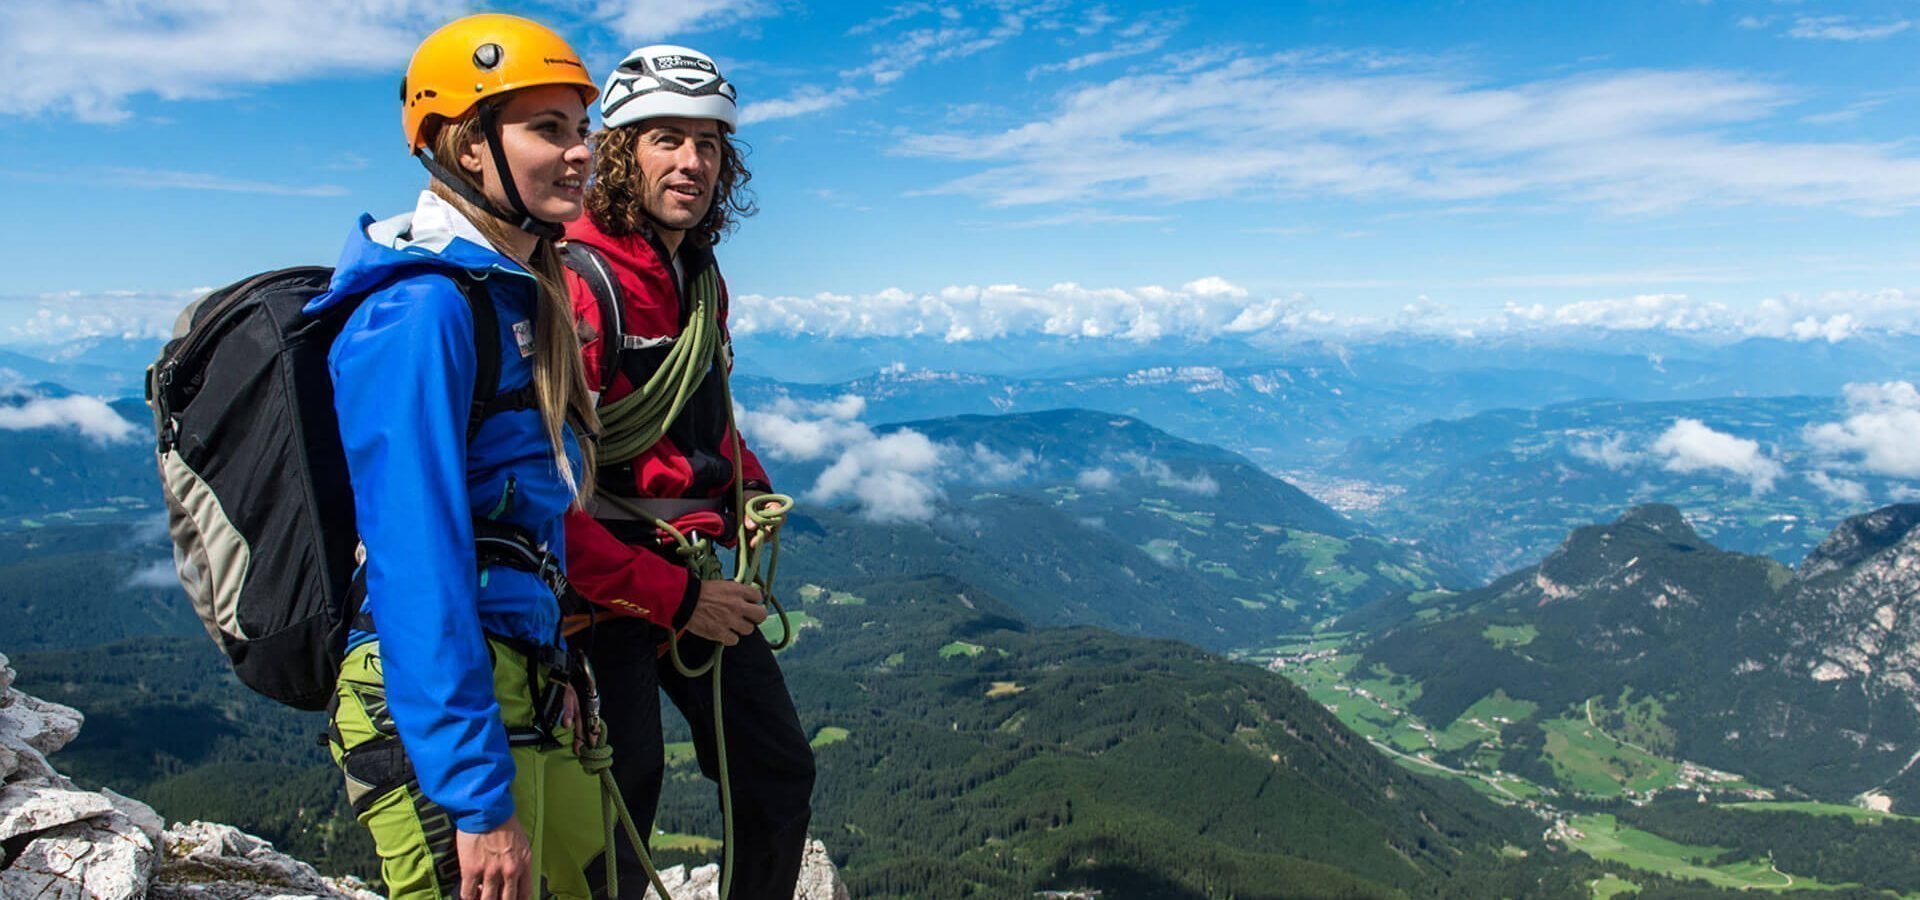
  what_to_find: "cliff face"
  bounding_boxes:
[0,651,846,900]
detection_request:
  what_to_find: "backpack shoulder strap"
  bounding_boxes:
[560,242,623,393]
[451,274,536,442]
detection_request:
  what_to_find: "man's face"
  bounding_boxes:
[630,116,723,234]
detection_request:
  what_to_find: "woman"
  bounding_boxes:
[309,14,603,900]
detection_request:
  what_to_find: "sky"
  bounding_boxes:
[1,0,1918,346]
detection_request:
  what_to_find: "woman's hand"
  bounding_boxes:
[456,816,533,900]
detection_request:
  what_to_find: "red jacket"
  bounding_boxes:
[561,213,769,629]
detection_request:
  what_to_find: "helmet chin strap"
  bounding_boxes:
[415,102,565,242]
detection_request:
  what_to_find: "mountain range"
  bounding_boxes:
[1340,502,1920,810]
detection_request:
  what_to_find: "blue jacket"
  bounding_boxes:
[306,191,583,833]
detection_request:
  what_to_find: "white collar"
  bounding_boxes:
[365,190,499,256]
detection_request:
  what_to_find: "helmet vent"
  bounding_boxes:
[473,43,504,70]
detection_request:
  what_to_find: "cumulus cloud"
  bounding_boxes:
[1807,470,1870,505]
[1651,418,1784,494]
[1118,452,1219,496]
[1537,294,1737,332]
[970,444,1036,483]
[1743,291,1920,342]
[809,429,947,523]
[898,54,1920,215]
[1804,382,1920,479]
[0,0,462,122]
[736,393,1035,522]
[1570,432,1644,471]
[1077,467,1118,490]
[732,277,1330,343]
[0,391,138,443]
[736,394,873,462]
[125,560,181,590]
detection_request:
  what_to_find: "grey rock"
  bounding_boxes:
[794,839,850,900]
[155,820,380,900]
[0,651,13,695]
[0,690,85,757]
[0,780,116,842]
[0,809,158,900]
[101,787,165,846]
[637,837,847,900]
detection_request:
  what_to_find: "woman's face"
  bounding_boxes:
[461,84,592,224]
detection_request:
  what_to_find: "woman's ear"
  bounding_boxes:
[457,134,488,179]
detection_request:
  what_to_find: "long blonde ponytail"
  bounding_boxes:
[429,115,599,506]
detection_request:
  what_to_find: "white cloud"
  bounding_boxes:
[1543,294,1737,332]
[970,444,1036,482]
[1076,467,1118,490]
[733,278,1326,343]
[898,55,1920,214]
[739,86,865,126]
[735,394,870,461]
[584,0,776,41]
[1118,452,1218,496]
[0,0,463,122]
[126,560,182,590]
[1786,16,1913,41]
[1026,13,1182,79]
[736,392,1032,522]
[809,429,947,523]
[1804,382,1920,479]
[1570,432,1644,472]
[1651,418,1784,494]
[1743,291,1920,342]
[1807,470,1870,505]
[0,391,138,443]
[3,290,201,342]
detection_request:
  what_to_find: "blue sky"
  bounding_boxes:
[1,0,1917,345]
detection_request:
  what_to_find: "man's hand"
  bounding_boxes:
[456,816,532,900]
[741,489,784,548]
[686,580,767,646]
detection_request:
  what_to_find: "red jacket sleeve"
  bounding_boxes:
[565,507,698,629]
[565,268,608,393]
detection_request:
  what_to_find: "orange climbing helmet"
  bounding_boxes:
[401,13,598,152]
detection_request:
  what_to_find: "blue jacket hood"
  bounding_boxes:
[307,191,529,316]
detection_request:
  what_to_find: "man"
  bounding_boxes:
[560,45,815,898]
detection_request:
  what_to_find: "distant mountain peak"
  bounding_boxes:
[1612,504,1702,544]
[1799,504,1920,581]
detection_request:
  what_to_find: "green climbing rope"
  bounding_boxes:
[586,261,795,900]
[595,267,725,464]
[577,721,673,900]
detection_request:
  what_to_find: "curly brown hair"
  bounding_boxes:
[585,124,756,247]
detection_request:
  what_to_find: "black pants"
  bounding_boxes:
[585,615,815,899]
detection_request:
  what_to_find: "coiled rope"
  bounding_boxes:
[586,263,793,899]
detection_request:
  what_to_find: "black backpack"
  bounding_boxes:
[147,266,524,710]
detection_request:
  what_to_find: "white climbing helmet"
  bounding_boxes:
[600,44,739,131]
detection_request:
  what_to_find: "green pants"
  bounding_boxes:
[329,640,605,900]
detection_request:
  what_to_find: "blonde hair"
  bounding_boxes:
[428,112,598,505]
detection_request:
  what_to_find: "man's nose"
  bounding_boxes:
[674,142,707,172]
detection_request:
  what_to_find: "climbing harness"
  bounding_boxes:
[584,259,794,900]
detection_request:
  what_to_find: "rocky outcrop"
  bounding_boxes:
[640,839,848,900]
[1798,503,1920,581]
[1,651,377,900]
[150,821,380,900]
[2,650,849,899]
[1,650,161,899]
